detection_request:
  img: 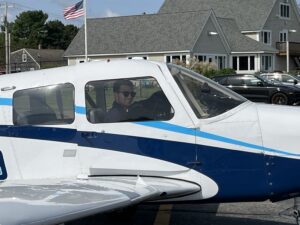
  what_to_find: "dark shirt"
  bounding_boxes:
[104,101,130,123]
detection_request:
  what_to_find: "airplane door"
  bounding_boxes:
[76,76,197,176]
[7,83,80,179]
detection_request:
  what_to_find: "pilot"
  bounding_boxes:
[104,79,136,123]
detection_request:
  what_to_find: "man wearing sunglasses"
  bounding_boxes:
[105,79,136,123]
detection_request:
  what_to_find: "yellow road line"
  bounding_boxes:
[153,204,173,225]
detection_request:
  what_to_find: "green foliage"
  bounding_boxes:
[43,21,78,49]
[174,58,236,78]
[12,10,48,48]
[8,10,78,50]
[62,25,79,49]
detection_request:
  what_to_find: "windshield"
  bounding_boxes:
[168,64,246,119]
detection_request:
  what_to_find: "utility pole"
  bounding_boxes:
[0,2,14,74]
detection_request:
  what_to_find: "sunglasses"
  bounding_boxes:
[119,91,136,97]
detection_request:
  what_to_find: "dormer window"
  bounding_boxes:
[280,3,290,18]
[261,31,271,45]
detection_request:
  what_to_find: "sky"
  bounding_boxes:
[0,0,300,27]
[0,0,165,27]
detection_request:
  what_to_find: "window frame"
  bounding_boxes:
[261,30,272,45]
[13,83,75,126]
[280,30,288,42]
[22,53,27,63]
[165,54,187,64]
[279,3,291,19]
[84,76,175,124]
[232,55,256,72]
[261,55,273,72]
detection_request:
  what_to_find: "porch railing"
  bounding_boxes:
[276,42,300,56]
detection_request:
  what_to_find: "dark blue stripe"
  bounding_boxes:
[1,125,300,201]
[0,151,7,180]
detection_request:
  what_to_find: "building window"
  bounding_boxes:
[250,56,255,70]
[280,3,290,18]
[128,56,148,60]
[233,57,237,70]
[280,30,288,42]
[232,56,256,72]
[239,56,248,70]
[195,55,207,62]
[218,56,226,69]
[261,31,271,45]
[262,55,272,71]
[165,54,187,63]
[22,53,27,63]
[194,54,226,69]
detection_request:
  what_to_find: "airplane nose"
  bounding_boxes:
[256,104,300,157]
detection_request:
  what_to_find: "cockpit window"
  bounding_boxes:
[168,64,246,118]
[85,77,174,123]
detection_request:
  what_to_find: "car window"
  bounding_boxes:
[216,77,228,85]
[227,77,244,86]
[281,74,294,83]
[243,76,262,86]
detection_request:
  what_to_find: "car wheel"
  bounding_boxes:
[271,93,288,105]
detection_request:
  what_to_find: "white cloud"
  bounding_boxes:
[103,9,120,18]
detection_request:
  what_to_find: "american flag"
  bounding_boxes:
[64,1,84,20]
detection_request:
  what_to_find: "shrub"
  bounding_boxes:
[173,58,236,78]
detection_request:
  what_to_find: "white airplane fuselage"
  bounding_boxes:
[0,60,300,204]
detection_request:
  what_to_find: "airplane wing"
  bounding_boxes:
[0,176,200,225]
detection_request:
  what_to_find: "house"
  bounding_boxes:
[65,0,300,74]
[10,48,67,73]
[159,0,300,72]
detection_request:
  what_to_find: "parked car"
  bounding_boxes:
[211,74,300,105]
[260,73,300,87]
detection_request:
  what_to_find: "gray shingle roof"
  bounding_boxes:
[217,18,278,53]
[25,49,65,61]
[159,0,277,31]
[64,11,211,57]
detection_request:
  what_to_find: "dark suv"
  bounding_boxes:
[212,74,300,105]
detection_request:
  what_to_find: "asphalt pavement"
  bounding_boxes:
[67,199,297,225]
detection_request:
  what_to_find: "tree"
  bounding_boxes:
[62,24,78,49]
[44,20,65,49]
[43,21,78,49]
[12,10,48,49]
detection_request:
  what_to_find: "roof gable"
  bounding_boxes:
[64,11,212,57]
[217,18,278,53]
[159,0,277,31]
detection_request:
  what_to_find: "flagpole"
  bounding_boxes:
[84,0,88,62]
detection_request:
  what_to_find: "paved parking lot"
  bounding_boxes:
[67,199,296,225]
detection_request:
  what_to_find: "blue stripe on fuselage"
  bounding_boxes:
[134,121,300,157]
[75,106,86,114]
[0,98,12,106]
